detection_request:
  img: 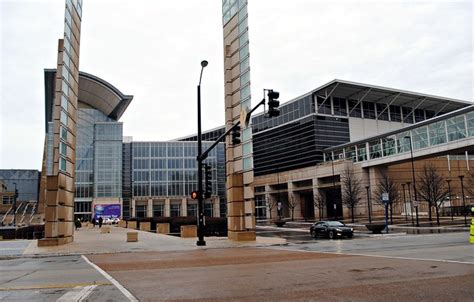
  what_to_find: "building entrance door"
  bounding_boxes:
[325,188,342,220]
[300,191,314,220]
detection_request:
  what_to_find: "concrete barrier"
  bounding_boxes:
[157,223,170,234]
[127,232,138,242]
[140,222,151,232]
[100,226,111,234]
[180,225,197,238]
[117,220,127,228]
[128,221,137,229]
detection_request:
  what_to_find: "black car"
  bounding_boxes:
[310,221,353,239]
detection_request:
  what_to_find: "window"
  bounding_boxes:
[61,95,68,111]
[136,205,146,218]
[317,96,331,115]
[467,112,474,137]
[60,142,67,156]
[369,140,382,159]
[396,132,411,153]
[153,204,164,217]
[240,71,250,86]
[60,110,68,126]
[345,146,356,162]
[414,109,425,123]
[363,102,375,119]
[402,107,413,123]
[332,97,347,116]
[348,99,362,118]
[170,204,181,217]
[357,144,367,161]
[187,203,197,217]
[382,137,396,156]
[446,116,466,141]
[429,121,447,145]
[377,104,389,121]
[389,105,401,122]
[412,127,429,149]
[60,157,67,171]
[204,203,213,217]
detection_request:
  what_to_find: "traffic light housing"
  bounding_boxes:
[231,125,241,145]
[14,189,18,199]
[204,164,212,198]
[267,90,280,117]
[191,190,199,200]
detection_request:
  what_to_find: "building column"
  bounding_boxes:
[165,198,170,217]
[214,196,220,218]
[181,198,187,217]
[131,199,136,218]
[147,198,153,218]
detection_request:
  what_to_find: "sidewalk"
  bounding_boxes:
[19,226,286,258]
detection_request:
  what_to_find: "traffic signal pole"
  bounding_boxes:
[195,88,277,246]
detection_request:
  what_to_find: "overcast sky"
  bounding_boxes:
[1,0,472,170]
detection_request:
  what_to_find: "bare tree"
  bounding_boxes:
[288,194,298,221]
[341,167,363,222]
[313,191,325,221]
[417,164,449,225]
[266,193,276,220]
[373,172,400,224]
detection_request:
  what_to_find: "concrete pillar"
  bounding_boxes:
[165,198,170,217]
[214,196,220,217]
[147,198,153,218]
[181,198,187,217]
[131,199,136,218]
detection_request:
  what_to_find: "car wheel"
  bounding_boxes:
[348,233,353,239]
[328,230,335,239]
[310,230,316,238]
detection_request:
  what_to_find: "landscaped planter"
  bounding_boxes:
[365,223,386,234]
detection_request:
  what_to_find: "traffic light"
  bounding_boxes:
[191,190,199,200]
[231,125,241,145]
[204,164,212,198]
[14,189,18,199]
[267,89,280,117]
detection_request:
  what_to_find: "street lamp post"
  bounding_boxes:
[406,135,419,227]
[13,182,17,227]
[196,60,208,246]
[459,175,467,226]
[365,186,372,223]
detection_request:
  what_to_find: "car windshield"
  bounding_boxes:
[327,221,345,227]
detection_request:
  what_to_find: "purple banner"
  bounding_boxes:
[94,204,121,220]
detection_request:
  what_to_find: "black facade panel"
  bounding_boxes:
[253,115,350,176]
[122,142,132,219]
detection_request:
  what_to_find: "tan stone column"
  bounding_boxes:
[147,199,153,218]
[165,198,170,217]
[131,199,136,218]
[181,198,187,217]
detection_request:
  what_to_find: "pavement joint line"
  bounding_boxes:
[0,282,111,291]
[82,255,138,302]
[267,246,474,265]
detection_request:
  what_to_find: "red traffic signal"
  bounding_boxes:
[191,191,199,200]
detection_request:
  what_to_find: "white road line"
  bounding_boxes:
[269,246,474,265]
[56,285,96,302]
[81,255,138,302]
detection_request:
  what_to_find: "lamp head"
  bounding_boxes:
[201,60,208,68]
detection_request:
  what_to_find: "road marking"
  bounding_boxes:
[56,285,97,302]
[0,282,110,291]
[269,246,474,265]
[82,255,138,302]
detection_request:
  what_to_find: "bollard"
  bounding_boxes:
[127,232,138,242]
[470,207,474,244]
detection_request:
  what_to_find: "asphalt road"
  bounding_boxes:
[275,232,474,263]
[0,255,130,301]
[89,244,474,301]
